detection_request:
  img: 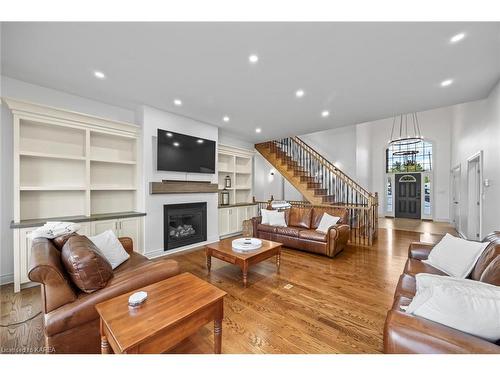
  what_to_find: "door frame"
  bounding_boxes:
[450,164,461,234]
[466,151,483,241]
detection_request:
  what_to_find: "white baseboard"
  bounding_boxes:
[0,273,14,286]
[144,235,219,259]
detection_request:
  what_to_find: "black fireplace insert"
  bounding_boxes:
[163,202,207,251]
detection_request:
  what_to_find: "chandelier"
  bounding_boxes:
[388,113,424,156]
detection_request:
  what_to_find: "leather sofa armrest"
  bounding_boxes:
[384,310,500,354]
[44,258,180,337]
[408,242,435,260]
[251,216,262,237]
[327,224,350,257]
[118,237,134,254]
[28,238,77,313]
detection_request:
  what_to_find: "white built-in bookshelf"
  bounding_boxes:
[217,145,254,205]
[5,98,143,292]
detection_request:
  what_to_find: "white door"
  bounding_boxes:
[467,153,482,240]
[92,219,118,236]
[451,166,461,231]
[119,217,141,251]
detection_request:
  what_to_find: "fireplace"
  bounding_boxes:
[164,202,207,251]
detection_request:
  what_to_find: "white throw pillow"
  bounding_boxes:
[316,213,341,233]
[406,276,500,342]
[422,233,489,278]
[28,221,81,239]
[88,230,130,269]
[267,210,287,227]
[261,209,272,225]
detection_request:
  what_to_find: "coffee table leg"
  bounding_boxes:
[101,335,110,354]
[276,251,281,272]
[242,262,248,287]
[214,319,222,354]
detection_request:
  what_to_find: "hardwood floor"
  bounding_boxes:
[0,228,443,354]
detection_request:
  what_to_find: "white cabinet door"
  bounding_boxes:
[247,205,257,219]
[236,207,246,232]
[228,208,238,233]
[118,217,141,251]
[218,208,229,236]
[19,227,39,285]
[76,222,91,236]
[92,219,118,236]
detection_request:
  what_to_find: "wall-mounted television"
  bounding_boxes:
[157,129,216,173]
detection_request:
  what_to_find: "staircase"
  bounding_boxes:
[255,136,378,245]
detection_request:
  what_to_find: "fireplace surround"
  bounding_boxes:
[163,202,207,251]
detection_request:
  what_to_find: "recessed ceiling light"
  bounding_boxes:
[441,79,453,87]
[450,33,466,43]
[321,110,330,118]
[197,139,204,144]
[255,128,262,133]
[94,71,106,79]
[249,54,259,64]
[173,99,182,106]
[166,132,173,137]
[295,89,305,98]
[223,116,230,123]
[173,142,180,147]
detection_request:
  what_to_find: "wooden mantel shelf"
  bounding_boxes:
[150,180,219,194]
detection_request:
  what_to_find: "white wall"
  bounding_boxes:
[139,105,220,257]
[0,76,136,283]
[450,79,500,238]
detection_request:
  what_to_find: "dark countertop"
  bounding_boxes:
[10,211,146,229]
[218,203,257,209]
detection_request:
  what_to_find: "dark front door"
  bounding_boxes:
[395,173,421,219]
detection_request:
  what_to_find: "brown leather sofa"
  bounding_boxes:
[28,236,180,354]
[251,206,350,258]
[384,232,500,354]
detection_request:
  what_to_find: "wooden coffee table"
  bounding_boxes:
[95,272,226,354]
[205,238,282,287]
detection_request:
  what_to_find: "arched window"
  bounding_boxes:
[386,140,433,173]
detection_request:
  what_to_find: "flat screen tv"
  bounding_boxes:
[157,129,216,173]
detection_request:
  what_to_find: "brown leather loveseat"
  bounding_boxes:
[251,206,350,258]
[28,236,180,354]
[384,232,500,354]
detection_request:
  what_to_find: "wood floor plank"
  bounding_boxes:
[0,227,447,354]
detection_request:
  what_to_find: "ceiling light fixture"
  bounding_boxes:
[173,142,180,147]
[249,54,259,64]
[295,89,305,98]
[173,99,182,106]
[223,116,230,123]
[321,110,330,118]
[441,79,453,87]
[450,33,466,43]
[255,128,262,133]
[388,113,424,155]
[93,71,106,79]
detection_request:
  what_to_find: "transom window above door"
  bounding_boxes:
[386,141,433,173]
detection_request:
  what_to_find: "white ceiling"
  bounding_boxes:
[2,22,500,142]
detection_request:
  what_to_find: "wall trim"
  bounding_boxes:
[0,273,14,286]
[144,235,219,259]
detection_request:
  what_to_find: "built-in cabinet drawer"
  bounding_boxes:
[218,204,258,238]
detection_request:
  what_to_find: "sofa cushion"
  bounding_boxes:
[288,207,312,229]
[275,226,300,237]
[470,241,500,281]
[404,258,447,277]
[113,252,149,273]
[298,229,327,242]
[480,256,500,286]
[311,207,348,228]
[257,223,277,233]
[61,235,113,293]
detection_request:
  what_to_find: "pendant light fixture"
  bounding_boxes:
[388,113,424,156]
